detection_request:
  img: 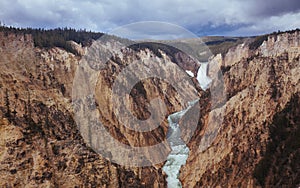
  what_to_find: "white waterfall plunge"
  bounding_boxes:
[162,63,211,188]
[196,63,211,90]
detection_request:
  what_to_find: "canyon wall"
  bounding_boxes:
[0,30,299,187]
[180,30,300,187]
[0,33,170,187]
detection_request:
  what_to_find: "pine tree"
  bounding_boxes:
[4,89,10,118]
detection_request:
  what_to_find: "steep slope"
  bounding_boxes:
[180,30,300,187]
[253,93,300,187]
[0,32,170,187]
[0,30,205,187]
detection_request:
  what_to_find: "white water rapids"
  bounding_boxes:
[162,63,211,188]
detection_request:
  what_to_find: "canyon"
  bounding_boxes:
[0,28,299,187]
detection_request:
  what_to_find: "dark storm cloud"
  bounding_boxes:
[0,0,299,37]
[247,0,300,17]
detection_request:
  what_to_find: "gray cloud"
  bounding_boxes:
[0,0,299,37]
[110,21,198,40]
[246,0,300,17]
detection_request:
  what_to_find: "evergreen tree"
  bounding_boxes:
[4,89,10,118]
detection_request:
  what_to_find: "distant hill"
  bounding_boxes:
[0,25,248,61]
[1,25,299,61]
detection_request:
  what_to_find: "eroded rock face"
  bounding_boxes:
[66,40,86,56]
[180,31,300,187]
[260,31,300,59]
[0,34,172,187]
[75,42,200,167]
[0,30,299,188]
[223,42,250,67]
[0,33,202,187]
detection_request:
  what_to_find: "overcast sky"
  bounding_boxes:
[0,0,300,38]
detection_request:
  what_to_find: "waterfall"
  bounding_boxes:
[162,63,210,187]
[196,63,211,90]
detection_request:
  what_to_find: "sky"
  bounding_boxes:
[0,0,300,39]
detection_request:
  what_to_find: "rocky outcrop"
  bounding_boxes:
[180,30,300,187]
[260,31,300,59]
[66,41,86,56]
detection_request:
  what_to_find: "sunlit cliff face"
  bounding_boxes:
[0,30,299,187]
